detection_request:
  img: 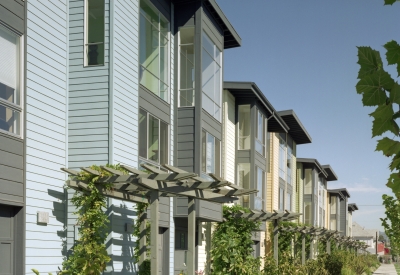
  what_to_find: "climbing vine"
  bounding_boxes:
[62,164,124,274]
[133,202,151,275]
[355,0,400,255]
[210,205,261,275]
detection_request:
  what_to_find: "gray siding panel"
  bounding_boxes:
[139,86,171,123]
[0,0,24,33]
[177,108,195,172]
[202,109,222,140]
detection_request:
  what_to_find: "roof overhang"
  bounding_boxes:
[348,203,359,212]
[322,165,338,181]
[224,81,289,133]
[328,188,351,199]
[297,158,328,178]
[276,110,312,145]
[204,0,241,49]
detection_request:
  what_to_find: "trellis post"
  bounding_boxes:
[139,211,147,266]
[188,198,196,275]
[273,219,279,263]
[302,233,306,265]
[150,191,159,275]
[326,236,331,255]
[309,236,314,259]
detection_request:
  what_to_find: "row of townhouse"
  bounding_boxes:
[0,0,359,274]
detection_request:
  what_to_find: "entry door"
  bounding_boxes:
[0,205,14,275]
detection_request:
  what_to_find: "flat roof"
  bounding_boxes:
[348,203,359,212]
[328,188,351,198]
[297,158,329,178]
[224,81,289,133]
[205,0,241,48]
[322,165,338,181]
[276,110,312,145]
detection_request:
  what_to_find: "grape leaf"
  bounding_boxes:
[389,83,400,104]
[384,40,400,65]
[370,104,399,136]
[357,46,383,79]
[384,0,397,5]
[376,137,400,156]
[356,70,393,106]
[387,173,400,198]
[390,154,400,170]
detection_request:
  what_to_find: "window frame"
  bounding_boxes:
[138,108,169,168]
[139,0,170,102]
[84,0,105,67]
[0,26,23,137]
[178,26,195,107]
[201,130,221,177]
[255,109,265,156]
[254,166,265,210]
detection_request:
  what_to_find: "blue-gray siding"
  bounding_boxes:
[25,0,68,273]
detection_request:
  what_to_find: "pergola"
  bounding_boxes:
[62,164,258,275]
[278,226,340,264]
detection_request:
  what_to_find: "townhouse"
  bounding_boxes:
[0,0,361,274]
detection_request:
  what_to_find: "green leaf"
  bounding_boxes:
[376,137,400,156]
[385,0,397,5]
[387,173,400,197]
[356,70,393,106]
[384,40,400,66]
[357,46,383,79]
[389,155,400,170]
[370,104,399,136]
[389,82,400,104]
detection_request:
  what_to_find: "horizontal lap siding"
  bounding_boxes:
[25,0,68,274]
[177,108,195,172]
[108,0,139,273]
[222,90,235,183]
[68,0,109,169]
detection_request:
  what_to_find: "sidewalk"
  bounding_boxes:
[373,263,397,274]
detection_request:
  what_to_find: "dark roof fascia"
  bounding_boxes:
[328,188,351,199]
[224,81,289,133]
[204,0,241,49]
[276,110,312,145]
[322,165,338,181]
[348,203,359,212]
[297,158,329,178]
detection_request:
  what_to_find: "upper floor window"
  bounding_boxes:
[202,32,222,121]
[255,110,265,156]
[238,105,251,150]
[179,27,195,107]
[201,130,221,177]
[279,187,284,211]
[139,109,169,166]
[255,166,264,210]
[304,169,312,194]
[139,0,169,101]
[279,135,286,180]
[85,0,105,66]
[0,27,21,136]
[330,196,336,214]
[237,163,250,208]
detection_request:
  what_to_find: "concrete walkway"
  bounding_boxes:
[373,264,397,275]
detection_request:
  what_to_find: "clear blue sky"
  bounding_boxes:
[218,0,400,232]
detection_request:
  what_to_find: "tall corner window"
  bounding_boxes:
[237,163,250,208]
[139,109,169,167]
[238,105,251,150]
[139,0,169,102]
[85,0,105,66]
[0,27,21,136]
[255,110,265,156]
[278,134,286,180]
[286,192,291,211]
[179,27,195,107]
[304,168,312,194]
[279,187,284,211]
[255,166,265,210]
[201,130,221,177]
[202,31,222,121]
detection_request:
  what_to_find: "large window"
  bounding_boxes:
[139,109,169,166]
[279,135,286,180]
[238,163,250,208]
[202,31,222,121]
[179,27,195,107]
[255,166,264,210]
[0,27,20,136]
[139,0,169,101]
[330,196,336,214]
[238,105,251,150]
[304,201,312,225]
[85,0,105,66]
[202,131,221,176]
[279,188,284,211]
[304,169,312,194]
[255,110,265,156]
[286,192,291,211]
